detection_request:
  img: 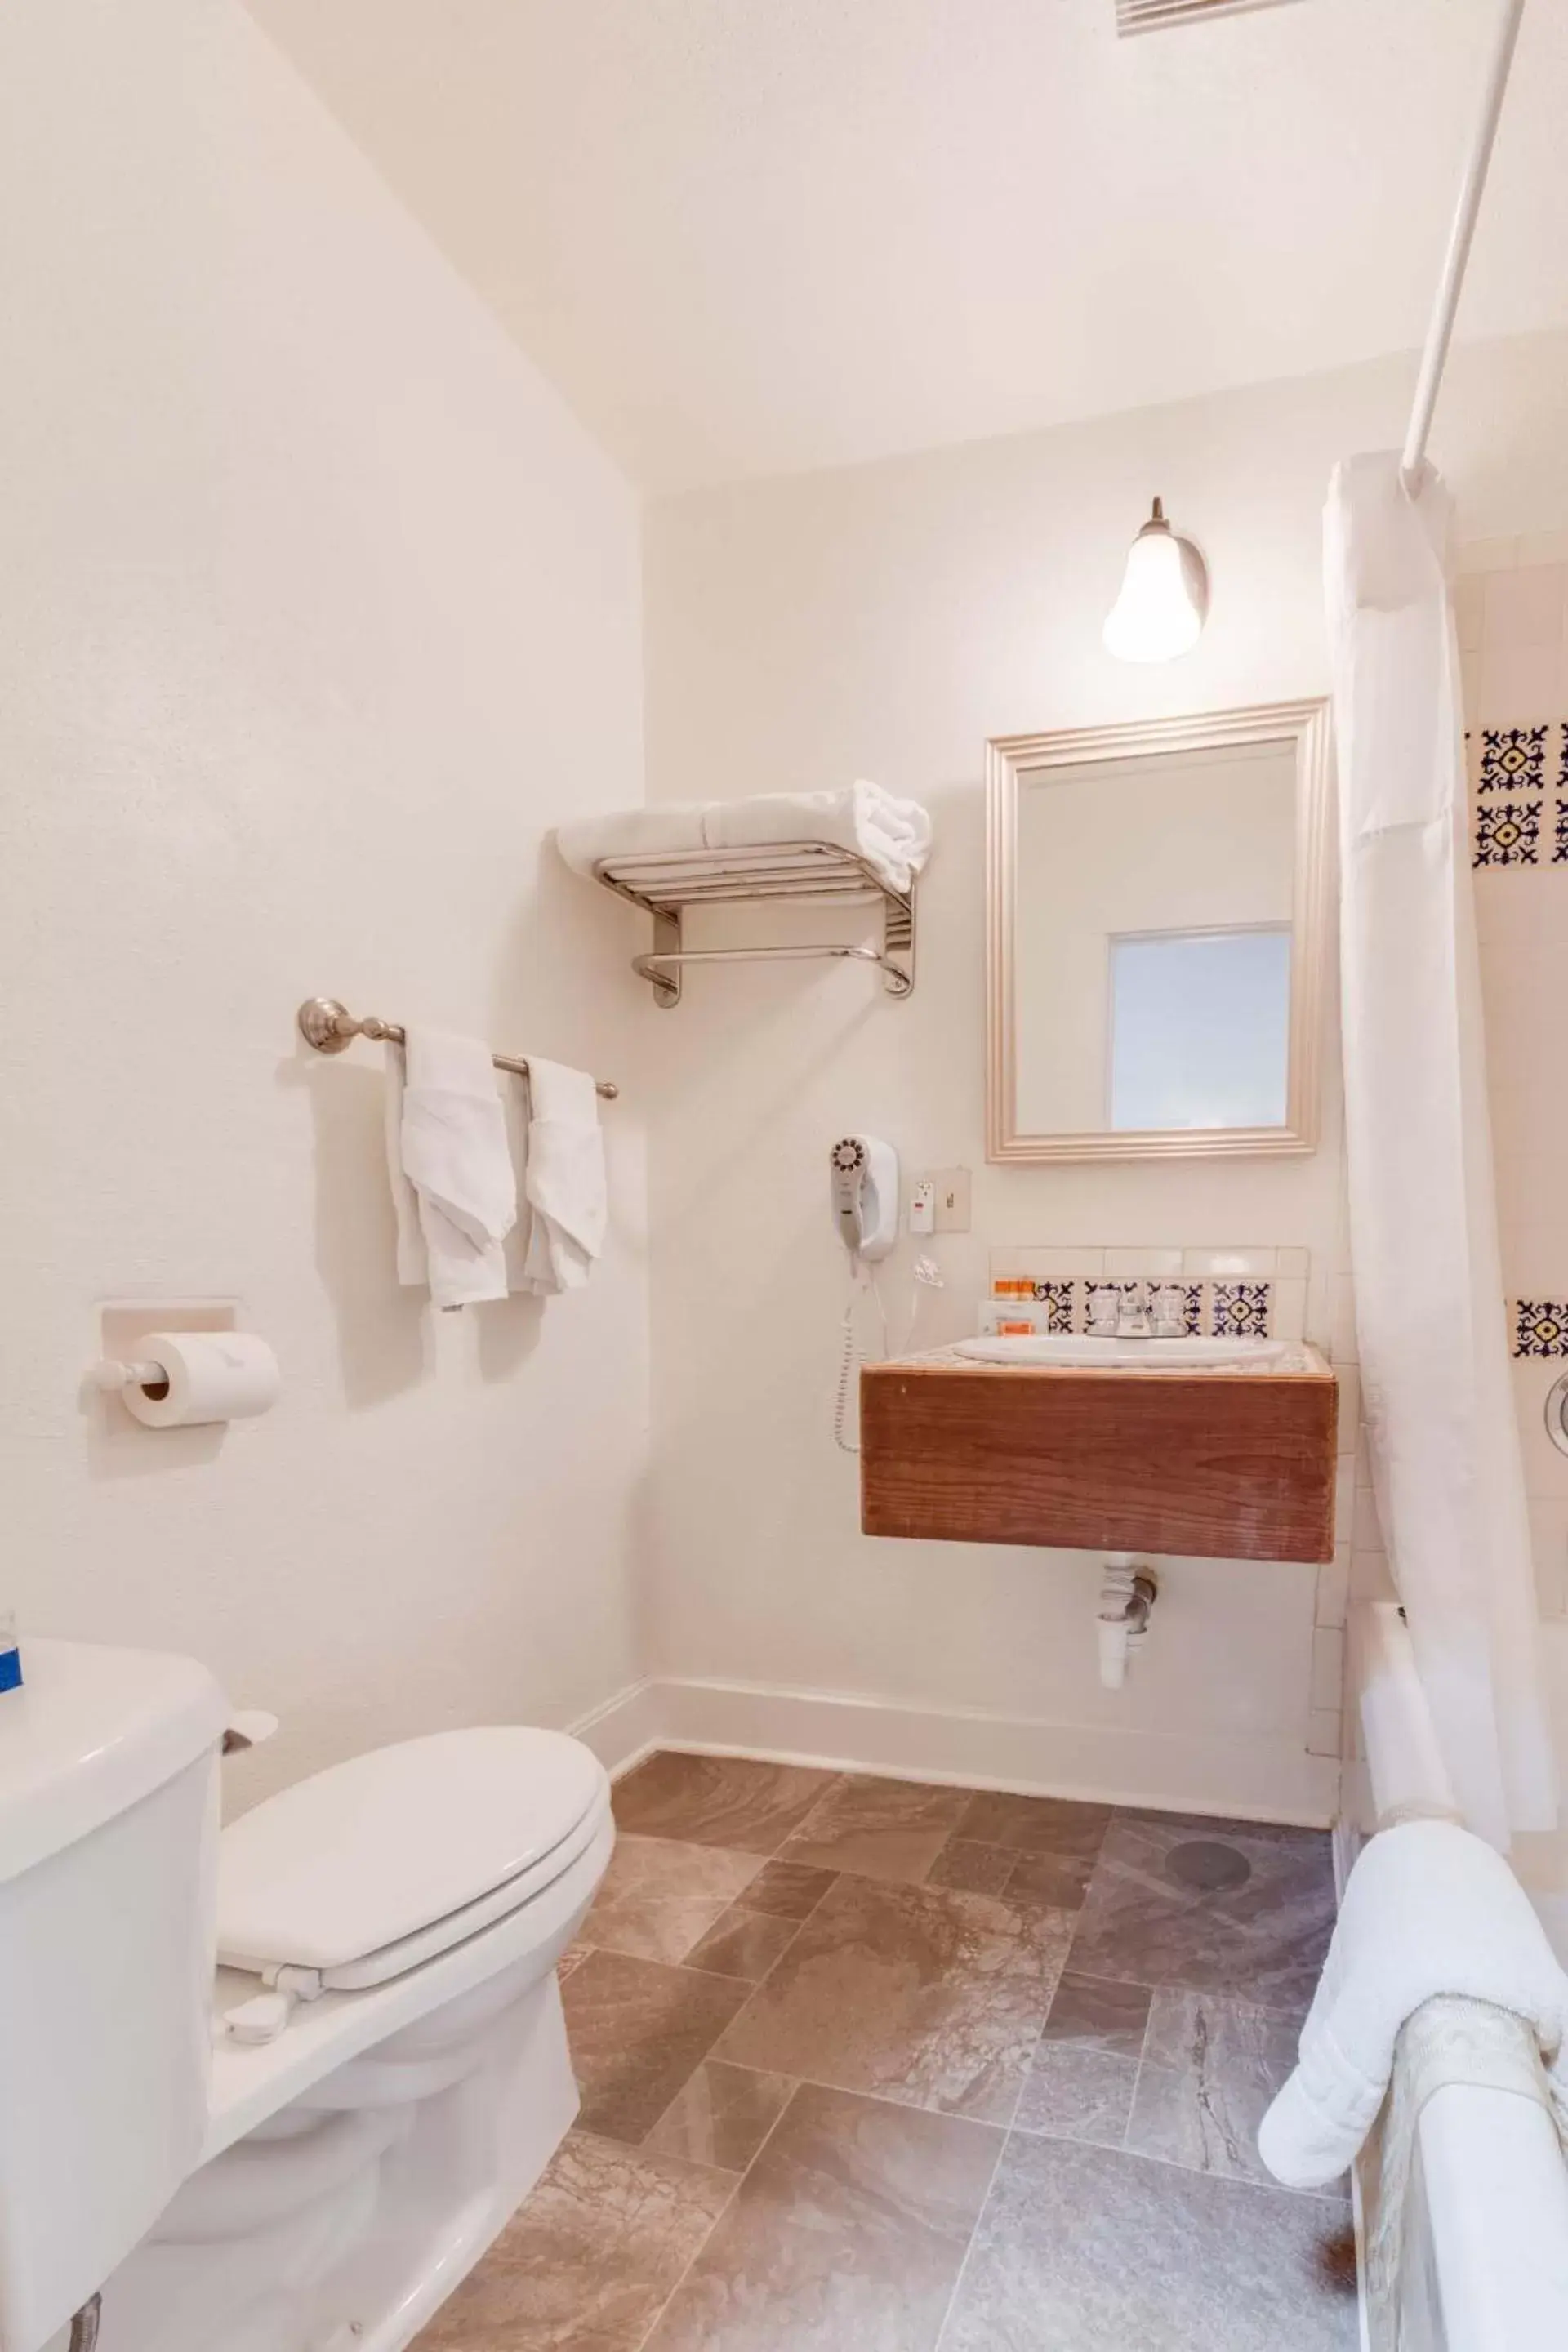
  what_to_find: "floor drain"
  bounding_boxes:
[1166,1839,1252,1893]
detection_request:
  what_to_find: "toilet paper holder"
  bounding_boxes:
[88,1329,282,1428]
[90,1356,173,1399]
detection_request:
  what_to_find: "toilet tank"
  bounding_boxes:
[0,1637,227,2352]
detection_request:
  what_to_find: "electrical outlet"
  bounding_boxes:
[929,1167,971,1233]
[909,1178,936,1236]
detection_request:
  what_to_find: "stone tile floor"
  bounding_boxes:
[413,1754,1357,2351]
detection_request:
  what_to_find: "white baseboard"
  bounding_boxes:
[573,1673,1340,1826]
[568,1677,662,1778]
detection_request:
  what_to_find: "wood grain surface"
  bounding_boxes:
[859,1360,1338,1563]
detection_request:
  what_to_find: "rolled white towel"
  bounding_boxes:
[555,782,933,897]
[1258,1817,1568,2190]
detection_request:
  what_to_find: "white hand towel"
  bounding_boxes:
[383,1045,426,1287]
[555,782,933,898]
[394,1027,517,1311]
[1258,1817,1568,2190]
[518,1057,606,1296]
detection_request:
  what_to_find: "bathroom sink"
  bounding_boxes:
[953,1334,1287,1370]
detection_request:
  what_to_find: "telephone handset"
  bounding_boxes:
[831,1136,898,1454]
[830,1135,899,1264]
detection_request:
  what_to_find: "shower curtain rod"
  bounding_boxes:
[1401,0,1528,492]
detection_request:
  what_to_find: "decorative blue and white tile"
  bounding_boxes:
[1473,799,1541,867]
[1513,1300,1568,1359]
[1211,1282,1272,1339]
[1095,1279,1201,1334]
[1031,1279,1077,1333]
[1477,724,1550,792]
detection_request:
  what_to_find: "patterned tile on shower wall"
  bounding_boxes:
[1513,1299,1568,1358]
[1476,724,1551,791]
[1211,1282,1272,1339]
[1473,797,1543,866]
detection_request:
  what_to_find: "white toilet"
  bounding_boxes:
[0,1637,613,2352]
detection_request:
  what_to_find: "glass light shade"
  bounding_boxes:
[1102,504,1209,663]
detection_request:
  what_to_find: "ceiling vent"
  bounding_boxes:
[1116,0,1303,32]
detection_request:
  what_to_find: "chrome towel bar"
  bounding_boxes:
[296,999,618,1099]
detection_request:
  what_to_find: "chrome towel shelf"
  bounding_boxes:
[590,842,916,1007]
[296,999,618,1099]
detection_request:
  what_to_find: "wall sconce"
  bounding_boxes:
[1102,497,1209,662]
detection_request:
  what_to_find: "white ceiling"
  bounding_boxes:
[251,0,1568,493]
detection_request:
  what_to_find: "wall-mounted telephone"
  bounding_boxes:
[830,1136,898,1454]
[830,1135,899,1264]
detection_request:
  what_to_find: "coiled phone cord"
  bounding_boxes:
[834,1262,887,1454]
[833,1255,944,1454]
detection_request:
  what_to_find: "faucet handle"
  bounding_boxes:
[1152,1284,1188,1338]
[1116,1280,1152,1337]
[1086,1284,1119,1335]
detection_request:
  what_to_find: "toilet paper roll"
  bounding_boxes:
[122,1332,281,1428]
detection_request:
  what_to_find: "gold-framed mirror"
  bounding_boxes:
[986,698,1333,1162]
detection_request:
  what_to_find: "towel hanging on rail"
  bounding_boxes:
[517,1058,607,1296]
[388,1028,517,1311]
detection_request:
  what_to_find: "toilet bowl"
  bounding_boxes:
[0,1640,612,2352]
[215,1725,609,2042]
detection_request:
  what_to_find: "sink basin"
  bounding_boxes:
[953,1335,1287,1370]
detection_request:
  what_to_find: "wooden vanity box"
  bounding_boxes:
[859,1347,1339,1564]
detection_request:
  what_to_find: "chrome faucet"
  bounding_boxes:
[1152,1283,1189,1339]
[1116,1281,1152,1338]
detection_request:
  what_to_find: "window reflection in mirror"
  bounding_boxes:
[1108,924,1291,1131]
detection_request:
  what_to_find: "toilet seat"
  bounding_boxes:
[217,1728,608,2034]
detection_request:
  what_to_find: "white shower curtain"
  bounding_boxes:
[1326,451,1558,1850]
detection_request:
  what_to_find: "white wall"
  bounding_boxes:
[639,327,1568,1824]
[0,0,649,1805]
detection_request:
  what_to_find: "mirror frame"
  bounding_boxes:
[986,697,1334,1163]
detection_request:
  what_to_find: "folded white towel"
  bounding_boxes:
[555,782,933,898]
[383,1045,426,1289]
[1258,1818,1568,2189]
[518,1057,606,1296]
[390,1028,517,1311]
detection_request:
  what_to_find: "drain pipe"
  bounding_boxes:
[1098,1557,1157,1690]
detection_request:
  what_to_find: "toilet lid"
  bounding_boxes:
[218,1727,606,1973]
